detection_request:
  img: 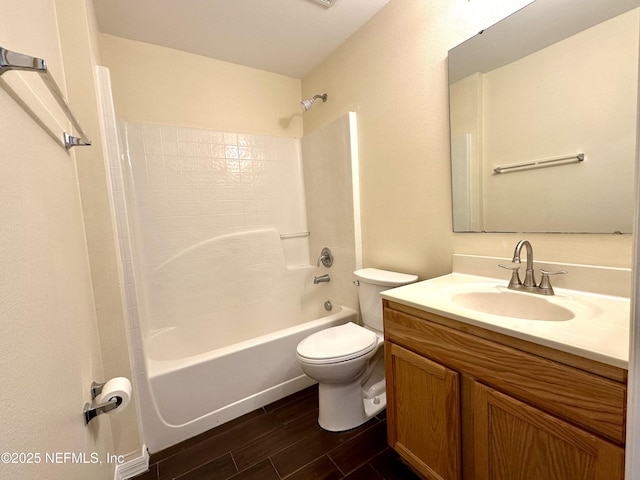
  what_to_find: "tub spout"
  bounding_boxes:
[314,274,330,284]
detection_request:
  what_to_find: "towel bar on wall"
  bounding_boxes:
[0,46,91,149]
[493,153,584,174]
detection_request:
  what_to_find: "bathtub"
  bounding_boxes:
[139,304,357,453]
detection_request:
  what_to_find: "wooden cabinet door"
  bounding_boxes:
[472,381,624,480]
[386,342,461,480]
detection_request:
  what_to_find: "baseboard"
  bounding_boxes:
[114,444,149,480]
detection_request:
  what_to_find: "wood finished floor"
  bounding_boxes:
[132,384,421,480]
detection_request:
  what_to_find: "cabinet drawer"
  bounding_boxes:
[384,307,627,445]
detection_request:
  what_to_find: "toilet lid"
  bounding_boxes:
[296,322,378,364]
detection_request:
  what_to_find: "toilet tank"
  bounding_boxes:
[354,268,418,332]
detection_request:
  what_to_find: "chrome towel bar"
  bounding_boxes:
[493,153,584,174]
[0,46,91,149]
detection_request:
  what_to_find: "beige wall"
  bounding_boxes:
[56,0,142,459]
[98,34,303,137]
[0,0,139,478]
[302,0,634,278]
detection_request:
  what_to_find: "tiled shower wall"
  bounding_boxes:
[99,66,361,346]
[119,122,310,332]
[121,123,308,268]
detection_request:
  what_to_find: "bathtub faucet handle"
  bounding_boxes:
[317,247,334,268]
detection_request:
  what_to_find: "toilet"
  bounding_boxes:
[296,268,418,431]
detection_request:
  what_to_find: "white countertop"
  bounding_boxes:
[381,271,630,369]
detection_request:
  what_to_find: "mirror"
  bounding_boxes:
[448,0,639,233]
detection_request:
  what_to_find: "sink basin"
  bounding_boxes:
[379,263,631,368]
[450,289,575,321]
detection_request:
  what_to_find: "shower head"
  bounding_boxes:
[300,93,328,111]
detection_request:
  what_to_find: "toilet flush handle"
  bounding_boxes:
[353,280,360,286]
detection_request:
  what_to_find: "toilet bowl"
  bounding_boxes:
[296,268,418,431]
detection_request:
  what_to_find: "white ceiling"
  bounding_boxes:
[92,0,390,79]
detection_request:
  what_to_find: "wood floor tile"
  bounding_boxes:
[158,412,282,479]
[174,453,237,480]
[269,390,319,424]
[141,385,409,480]
[270,419,378,478]
[328,421,388,475]
[284,455,344,480]
[150,409,265,465]
[232,460,280,480]
[232,410,321,471]
[342,463,384,480]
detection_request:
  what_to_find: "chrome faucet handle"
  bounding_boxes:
[317,247,334,268]
[538,269,567,295]
[499,264,521,288]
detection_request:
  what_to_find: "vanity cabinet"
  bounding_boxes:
[384,300,627,480]
[472,382,624,480]
[386,343,461,479]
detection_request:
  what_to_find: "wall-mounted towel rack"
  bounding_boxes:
[493,153,584,174]
[0,46,91,149]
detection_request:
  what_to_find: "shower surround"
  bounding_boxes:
[120,121,312,334]
[99,64,361,453]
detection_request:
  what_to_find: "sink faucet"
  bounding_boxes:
[512,239,536,289]
[499,240,567,295]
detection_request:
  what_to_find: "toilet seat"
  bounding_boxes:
[296,322,378,365]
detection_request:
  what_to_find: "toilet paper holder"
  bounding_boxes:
[83,381,122,425]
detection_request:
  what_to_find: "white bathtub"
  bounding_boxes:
[139,304,357,453]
